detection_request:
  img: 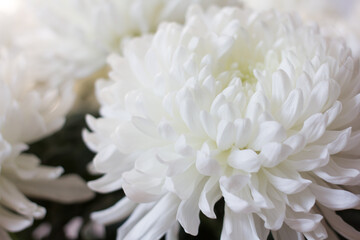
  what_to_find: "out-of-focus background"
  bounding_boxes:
[1,0,359,239]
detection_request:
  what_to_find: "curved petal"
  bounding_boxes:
[199,176,221,219]
[309,183,360,210]
[263,167,311,195]
[91,197,137,225]
[221,206,261,240]
[0,205,32,232]
[317,204,360,240]
[122,194,180,240]
[14,174,94,204]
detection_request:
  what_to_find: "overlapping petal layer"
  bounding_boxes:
[85,5,360,240]
[0,49,93,235]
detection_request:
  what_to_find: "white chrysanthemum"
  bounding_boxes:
[0,1,97,84]
[28,0,242,112]
[0,50,73,144]
[0,50,94,238]
[241,0,360,57]
[0,3,94,236]
[29,0,242,77]
[85,6,360,240]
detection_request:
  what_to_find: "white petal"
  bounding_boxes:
[278,88,304,129]
[221,207,261,240]
[174,135,194,157]
[88,173,123,193]
[245,92,268,122]
[219,175,253,213]
[216,35,234,58]
[250,121,286,151]
[228,149,261,172]
[234,118,252,148]
[285,188,315,213]
[165,223,179,240]
[0,177,45,219]
[116,203,154,240]
[7,154,63,180]
[272,224,304,240]
[196,143,222,176]
[287,146,329,171]
[331,93,360,129]
[253,215,270,240]
[123,194,180,240]
[14,174,94,204]
[157,153,192,177]
[92,145,131,173]
[0,205,32,232]
[257,186,286,230]
[299,113,327,143]
[158,120,178,141]
[132,116,158,138]
[324,100,342,126]
[285,210,322,232]
[272,69,292,103]
[91,197,137,225]
[309,183,360,210]
[313,128,351,154]
[314,159,360,185]
[114,121,157,154]
[178,92,202,133]
[122,170,164,202]
[302,81,329,117]
[283,134,306,154]
[216,120,235,150]
[176,179,205,235]
[171,166,203,200]
[317,204,360,240]
[303,223,328,240]
[343,130,360,152]
[259,142,292,168]
[199,176,221,219]
[199,111,217,140]
[249,174,275,209]
[263,167,311,195]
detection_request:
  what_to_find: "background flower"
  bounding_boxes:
[0,3,95,232]
[0,1,92,87]
[240,0,360,57]
[85,5,360,240]
[27,0,243,112]
[0,49,95,238]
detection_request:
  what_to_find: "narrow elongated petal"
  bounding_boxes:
[310,184,360,210]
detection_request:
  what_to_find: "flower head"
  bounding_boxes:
[0,49,94,237]
[85,5,360,240]
[29,0,242,77]
[241,0,360,57]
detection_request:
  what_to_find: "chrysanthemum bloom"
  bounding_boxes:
[84,5,360,240]
[0,49,94,238]
[0,1,95,84]
[30,0,242,75]
[240,0,360,57]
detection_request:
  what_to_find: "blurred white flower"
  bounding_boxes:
[241,0,360,56]
[25,0,243,113]
[85,5,360,240]
[0,50,73,143]
[29,0,242,78]
[0,50,94,237]
[0,0,20,14]
[0,1,96,84]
